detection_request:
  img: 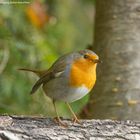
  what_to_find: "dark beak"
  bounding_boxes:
[93,59,102,63]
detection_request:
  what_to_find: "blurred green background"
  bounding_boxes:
[0,0,94,117]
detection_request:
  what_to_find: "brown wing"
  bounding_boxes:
[30,54,69,94]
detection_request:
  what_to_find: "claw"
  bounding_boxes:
[72,117,81,124]
[53,117,68,127]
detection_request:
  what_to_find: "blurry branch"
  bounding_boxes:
[0,47,9,74]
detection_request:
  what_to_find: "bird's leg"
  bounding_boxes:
[53,100,67,127]
[66,102,81,124]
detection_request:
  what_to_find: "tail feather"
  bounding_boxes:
[18,68,47,77]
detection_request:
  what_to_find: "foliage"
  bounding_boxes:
[0,0,94,117]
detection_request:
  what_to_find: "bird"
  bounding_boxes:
[19,49,101,126]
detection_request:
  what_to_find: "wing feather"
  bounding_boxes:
[30,54,70,94]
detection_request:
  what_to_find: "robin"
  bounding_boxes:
[19,49,100,126]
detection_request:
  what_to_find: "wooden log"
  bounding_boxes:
[0,115,140,140]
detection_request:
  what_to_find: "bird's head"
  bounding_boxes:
[72,49,101,72]
[79,49,101,64]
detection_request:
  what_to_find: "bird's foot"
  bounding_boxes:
[53,117,68,127]
[72,117,81,124]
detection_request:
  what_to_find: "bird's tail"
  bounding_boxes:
[18,68,47,77]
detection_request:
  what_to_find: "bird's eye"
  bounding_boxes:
[84,54,89,59]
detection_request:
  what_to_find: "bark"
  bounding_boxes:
[81,0,140,120]
[0,115,140,140]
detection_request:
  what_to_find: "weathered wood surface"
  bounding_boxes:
[0,115,140,140]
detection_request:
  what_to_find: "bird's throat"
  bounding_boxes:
[69,59,97,90]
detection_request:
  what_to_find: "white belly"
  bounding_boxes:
[42,77,90,103]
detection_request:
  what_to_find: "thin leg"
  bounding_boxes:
[53,100,67,127]
[66,102,80,124]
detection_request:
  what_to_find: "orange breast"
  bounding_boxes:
[70,58,97,90]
